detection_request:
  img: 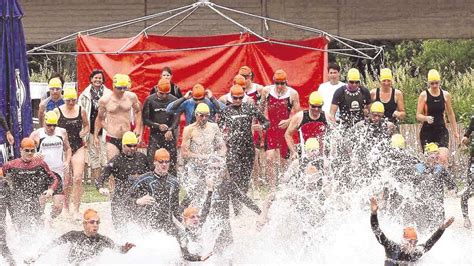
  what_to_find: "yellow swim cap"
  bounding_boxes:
[63,87,78,100]
[427,69,440,82]
[44,111,59,125]
[304,138,320,152]
[424,142,439,153]
[113,74,131,89]
[121,131,138,145]
[380,68,393,81]
[370,101,385,113]
[48,78,62,89]
[347,68,360,81]
[195,103,210,114]
[308,91,324,106]
[391,134,405,149]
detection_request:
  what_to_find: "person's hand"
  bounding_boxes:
[43,188,54,198]
[205,89,213,98]
[136,194,156,206]
[159,124,169,132]
[200,252,213,261]
[184,91,192,99]
[370,197,378,214]
[392,111,399,119]
[99,188,110,196]
[440,216,455,230]
[464,217,472,229]
[425,116,434,124]
[79,129,88,138]
[289,151,298,161]
[252,124,263,132]
[462,136,469,146]
[121,242,136,253]
[6,131,14,145]
[34,152,45,160]
[24,254,39,264]
[94,136,100,148]
[278,119,290,129]
[164,131,173,141]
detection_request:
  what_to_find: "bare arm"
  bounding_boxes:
[370,89,377,102]
[62,129,72,165]
[416,91,429,123]
[285,112,303,156]
[394,90,406,120]
[329,104,338,123]
[131,94,143,136]
[38,100,46,127]
[94,98,107,140]
[290,91,301,114]
[444,91,459,139]
[80,108,90,138]
[180,126,193,159]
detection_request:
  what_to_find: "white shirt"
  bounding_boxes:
[317,81,345,114]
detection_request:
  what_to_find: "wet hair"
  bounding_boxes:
[328,63,341,72]
[49,73,65,88]
[89,69,106,83]
[162,67,172,75]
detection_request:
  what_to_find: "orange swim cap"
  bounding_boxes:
[233,75,246,86]
[274,69,287,82]
[83,209,98,221]
[183,206,199,219]
[403,227,418,240]
[238,66,252,76]
[157,78,171,93]
[192,84,206,99]
[230,85,245,97]
[21,137,36,149]
[154,148,170,161]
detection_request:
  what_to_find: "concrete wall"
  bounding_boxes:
[20,0,473,44]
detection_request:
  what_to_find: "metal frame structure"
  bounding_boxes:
[27,0,383,60]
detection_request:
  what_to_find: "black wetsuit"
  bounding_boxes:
[331,85,371,127]
[178,191,213,261]
[127,172,180,236]
[218,102,269,214]
[371,213,445,265]
[420,89,449,149]
[0,180,14,265]
[2,158,59,230]
[149,83,183,99]
[57,107,83,154]
[96,152,152,229]
[375,88,398,123]
[142,93,179,176]
[461,114,474,219]
[48,231,118,263]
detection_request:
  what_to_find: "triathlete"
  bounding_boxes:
[166,84,224,125]
[94,74,142,161]
[142,78,179,176]
[460,113,473,228]
[261,69,301,190]
[329,68,371,127]
[38,77,64,127]
[2,137,58,230]
[370,197,454,265]
[416,69,459,166]
[0,168,14,265]
[218,75,252,105]
[285,91,328,159]
[370,68,406,124]
[181,103,226,207]
[30,111,71,220]
[55,87,89,220]
[218,85,269,214]
[25,209,135,264]
[127,148,180,236]
[149,67,183,98]
[354,101,396,140]
[96,132,151,230]
[78,69,111,184]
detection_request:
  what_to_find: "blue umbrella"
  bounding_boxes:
[0,0,33,159]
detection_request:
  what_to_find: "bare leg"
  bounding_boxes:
[71,147,85,219]
[51,195,64,219]
[438,147,450,167]
[106,143,120,194]
[266,149,279,193]
[62,171,72,215]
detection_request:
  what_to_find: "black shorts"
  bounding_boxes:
[419,125,449,151]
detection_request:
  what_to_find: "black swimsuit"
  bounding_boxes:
[58,107,84,154]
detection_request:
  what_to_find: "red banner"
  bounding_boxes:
[76,33,327,107]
